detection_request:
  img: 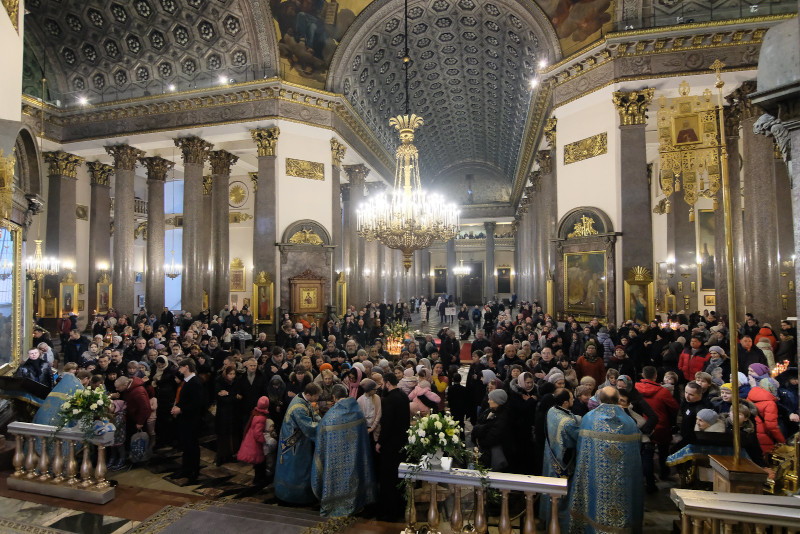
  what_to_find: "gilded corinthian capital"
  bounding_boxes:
[139,156,174,181]
[174,136,213,165]
[330,138,347,168]
[209,150,239,175]
[87,161,114,186]
[251,127,280,156]
[543,117,557,147]
[105,145,144,171]
[343,164,369,186]
[43,151,84,178]
[612,88,655,126]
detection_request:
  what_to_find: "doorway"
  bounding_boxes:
[460,261,484,305]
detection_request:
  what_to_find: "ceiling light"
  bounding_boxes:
[78,96,88,106]
[538,59,548,69]
[168,84,176,91]
[218,75,227,85]
[529,78,538,88]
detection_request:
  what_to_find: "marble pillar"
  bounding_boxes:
[386,248,395,303]
[420,249,431,298]
[43,152,84,266]
[775,151,796,317]
[174,136,212,314]
[250,128,280,329]
[87,162,113,317]
[330,139,346,274]
[343,164,369,307]
[140,157,172,314]
[202,176,212,304]
[105,145,144,314]
[341,184,351,284]
[484,222,496,300]
[446,238,456,298]
[742,114,782,325]
[209,150,239,315]
[614,90,655,287]
[413,250,421,299]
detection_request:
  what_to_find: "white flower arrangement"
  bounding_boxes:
[404,412,468,464]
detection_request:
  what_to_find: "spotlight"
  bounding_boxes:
[168,84,176,91]
[529,78,538,88]
[538,58,548,69]
[218,75,228,85]
[78,96,88,106]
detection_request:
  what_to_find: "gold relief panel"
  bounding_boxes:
[286,158,324,181]
[288,227,324,245]
[564,132,607,165]
[76,205,88,221]
[3,0,19,32]
[229,212,253,224]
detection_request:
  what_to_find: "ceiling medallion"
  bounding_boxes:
[228,181,248,208]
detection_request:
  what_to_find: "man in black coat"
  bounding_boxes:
[377,372,410,522]
[171,359,207,484]
[63,329,90,366]
[439,328,461,369]
[234,357,268,430]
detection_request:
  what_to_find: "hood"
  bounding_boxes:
[747,386,777,403]
[129,376,145,390]
[635,379,665,399]
[256,396,270,412]
[756,339,773,350]
[758,327,774,337]
[597,332,609,342]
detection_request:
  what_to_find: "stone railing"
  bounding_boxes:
[110,197,149,218]
[399,462,568,534]
[670,488,800,533]
[7,421,115,504]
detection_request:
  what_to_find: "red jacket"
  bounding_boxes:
[678,349,709,381]
[747,386,785,453]
[753,327,777,352]
[574,356,606,388]
[237,414,267,464]
[121,377,152,427]
[635,379,679,442]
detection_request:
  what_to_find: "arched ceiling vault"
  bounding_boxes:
[23,0,275,104]
[328,0,561,197]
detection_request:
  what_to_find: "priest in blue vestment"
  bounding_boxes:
[312,384,376,516]
[32,370,86,426]
[541,388,581,531]
[569,386,643,534]
[275,382,321,504]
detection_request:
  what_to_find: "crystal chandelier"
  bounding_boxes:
[165,250,181,279]
[356,0,459,270]
[25,239,60,280]
[453,261,471,277]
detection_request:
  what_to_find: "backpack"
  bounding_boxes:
[129,431,152,463]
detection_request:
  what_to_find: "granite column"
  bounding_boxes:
[140,157,172,314]
[484,222,496,301]
[446,238,456,298]
[43,152,83,268]
[174,136,212,315]
[87,162,113,317]
[330,139,346,275]
[209,150,239,315]
[343,164,369,308]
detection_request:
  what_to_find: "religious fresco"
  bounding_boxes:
[271,0,372,88]
[564,251,607,317]
[538,0,614,57]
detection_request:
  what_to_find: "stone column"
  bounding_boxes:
[105,145,144,315]
[174,136,213,314]
[250,128,280,328]
[330,139,347,275]
[386,247,395,303]
[413,250,421,300]
[140,157,172,314]
[484,222,496,300]
[341,184,351,285]
[343,164,369,308]
[775,149,796,317]
[446,238,456,297]
[87,162,113,317]
[613,89,656,285]
[209,150,239,315]
[43,152,84,266]
[377,244,386,302]
[202,175,212,304]
[742,109,782,326]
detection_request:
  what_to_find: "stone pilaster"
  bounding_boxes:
[343,164,369,307]
[87,161,113,317]
[377,243,386,302]
[140,157,172,313]
[43,151,84,265]
[105,144,144,314]
[174,136,213,314]
[331,139,346,275]
[446,238,456,298]
[420,249,431,298]
[613,89,655,298]
[208,150,238,315]
[484,221,496,300]
[250,127,279,330]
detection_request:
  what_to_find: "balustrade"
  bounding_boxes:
[398,463,568,534]
[671,488,800,534]
[7,422,115,504]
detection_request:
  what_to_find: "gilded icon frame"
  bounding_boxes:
[96,273,112,314]
[0,222,21,372]
[253,271,274,325]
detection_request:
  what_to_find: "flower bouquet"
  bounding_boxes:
[55,387,114,441]
[405,412,468,469]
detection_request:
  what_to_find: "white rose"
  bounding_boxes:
[96,399,103,406]
[73,409,80,415]
[421,437,429,445]
[434,421,443,430]
[90,404,98,410]
[417,429,426,437]
[453,435,459,443]
[439,432,445,440]
[409,435,416,444]
[82,389,90,396]
[62,402,70,409]
[440,438,447,445]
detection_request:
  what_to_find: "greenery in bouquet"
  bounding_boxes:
[385,321,411,339]
[54,387,113,441]
[404,412,469,464]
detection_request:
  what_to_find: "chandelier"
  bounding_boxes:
[356,0,459,271]
[165,250,181,279]
[25,239,60,280]
[453,262,471,277]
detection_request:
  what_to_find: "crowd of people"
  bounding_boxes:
[17,299,799,530]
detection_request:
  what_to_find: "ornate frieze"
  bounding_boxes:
[202,176,212,196]
[174,136,212,165]
[286,158,324,181]
[139,156,173,182]
[564,133,608,165]
[330,138,347,168]
[535,150,552,175]
[43,151,84,178]
[249,171,258,193]
[251,127,280,157]
[612,88,655,126]
[544,117,557,147]
[209,150,239,175]
[87,161,113,186]
[104,145,143,171]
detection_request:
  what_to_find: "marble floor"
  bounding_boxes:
[0,495,137,533]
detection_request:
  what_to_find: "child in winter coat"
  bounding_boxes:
[409,380,441,416]
[746,379,785,453]
[237,396,270,486]
[398,368,419,396]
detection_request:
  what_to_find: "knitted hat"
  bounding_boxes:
[720,383,733,392]
[709,346,726,357]
[138,361,150,372]
[697,409,719,425]
[319,363,333,372]
[418,380,432,389]
[759,378,777,396]
[547,372,565,384]
[748,363,770,377]
[488,389,508,406]
[360,378,377,393]
[676,336,686,345]
[404,368,415,377]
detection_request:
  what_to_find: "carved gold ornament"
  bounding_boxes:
[288,227,324,245]
[249,172,258,192]
[567,215,599,238]
[627,266,653,282]
[230,257,245,269]
[544,117,557,147]
[612,89,655,126]
[174,136,213,165]
[228,181,248,207]
[251,127,280,157]
[229,212,253,224]
[44,151,84,178]
[0,149,14,219]
[87,161,114,186]
[76,205,88,221]
[3,0,18,32]
[564,133,607,165]
[330,138,347,168]
[104,145,143,171]
[286,158,324,181]
[254,271,272,285]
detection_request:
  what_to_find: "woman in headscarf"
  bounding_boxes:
[149,355,178,448]
[343,366,363,399]
[508,371,538,474]
[267,375,288,432]
[214,364,240,465]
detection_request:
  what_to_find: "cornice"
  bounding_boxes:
[510,81,553,210]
